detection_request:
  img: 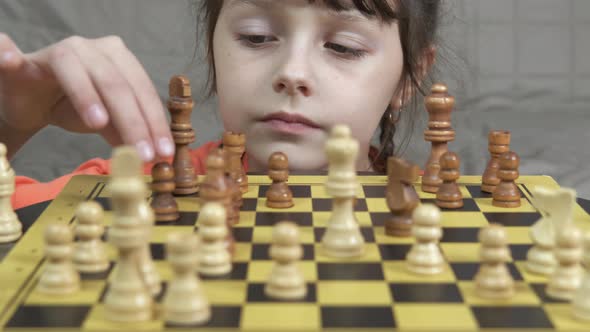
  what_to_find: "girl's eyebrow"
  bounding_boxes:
[229,0,372,24]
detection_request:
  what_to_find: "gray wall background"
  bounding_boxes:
[1,0,589,197]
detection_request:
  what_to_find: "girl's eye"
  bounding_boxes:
[237,34,276,46]
[325,42,367,59]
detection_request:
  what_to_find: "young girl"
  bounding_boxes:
[0,0,440,209]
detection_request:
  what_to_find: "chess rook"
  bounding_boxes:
[321,125,365,258]
[474,224,515,299]
[37,224,80,294]
[197,202,232,276]
[481,130,511,193]
[0,143,22,243]
[164,232,211,325]
[435,152,463,209]
[266,152,294,209]
[265,221,307,300]
[73,201,109,273]
[168,75,198,195]
[151,161,180,222]
[223,131,248,193]
[385,157,419,237]
[421,83,455,193]
[406,204,445,275]
[546,226,583,301]
[492,151,521,208]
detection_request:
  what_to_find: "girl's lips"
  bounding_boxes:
[258,111,322,134]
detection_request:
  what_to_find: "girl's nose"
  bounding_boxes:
[272,50,314,97]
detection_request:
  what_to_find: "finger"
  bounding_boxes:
[0,33,25,71]
[64,37,156,161]
[97,36,174,158]
[45,41,111,132]
[98,123,124,147]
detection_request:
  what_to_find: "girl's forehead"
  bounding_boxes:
[227,0,398,13]
[226,0,399,22]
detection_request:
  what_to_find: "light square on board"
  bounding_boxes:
[458,281,541,305]
[241,304,320,331]
[394,304,478,330]
[311,211,372,227]
[382,261,456,283]
[246,261,317,282]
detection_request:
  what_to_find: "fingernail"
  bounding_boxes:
[0,52,14,65]
[87,104,108,127]
[136,140,155,161]
[157,137,175,156]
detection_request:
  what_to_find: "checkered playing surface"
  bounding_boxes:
[0,174,589,331]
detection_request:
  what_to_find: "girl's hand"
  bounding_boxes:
[0,33,174,161]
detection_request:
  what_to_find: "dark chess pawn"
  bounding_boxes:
[492,151,521,208]
[151,162,179,222]
[201,149,235,254]
[385,157,420,237]
[266,152,294,209]
[481,130,511,193]
[435,152,463,209]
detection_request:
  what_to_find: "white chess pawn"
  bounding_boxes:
[0,143,22,243]
[573,231,590,321]
[104,146,153,322]
[197,202,232,276]
[406,204,445,275]
[37,224,80,294]
[321,125,365,258]
[265,221,306,300]
[474,224,514,300]
[163,232,211,325]
[546,226,583,300]
[73,201,109,273]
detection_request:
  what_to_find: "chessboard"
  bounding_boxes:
[0,173,589,331]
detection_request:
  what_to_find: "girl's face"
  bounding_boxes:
[213,0,404,171]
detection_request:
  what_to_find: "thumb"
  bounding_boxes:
[0,33,25,72]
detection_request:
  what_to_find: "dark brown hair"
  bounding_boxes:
[195,0,441,172]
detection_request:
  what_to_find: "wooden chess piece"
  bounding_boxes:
[168,75,198,195]
[200,149,235,254]
[151,161,179,222]
[481,130,511,193]
[435,152,463,209]
[474,224,514,300]
[104,146,153,322]
[266,152,294,209]
[164,232,211,325]
[37,224,80,294]
[385,157,419,237]
[197,202,232,276]
[406,204,445,274]
[492,151,521,208]
[223,131,248,193]
[265,221,306,300]
[422,83,455,193]
[546,226,583,301]
[572,231,590,321]
[0,143,22,243]
[73,201,109,273]
[321,125,365,258]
